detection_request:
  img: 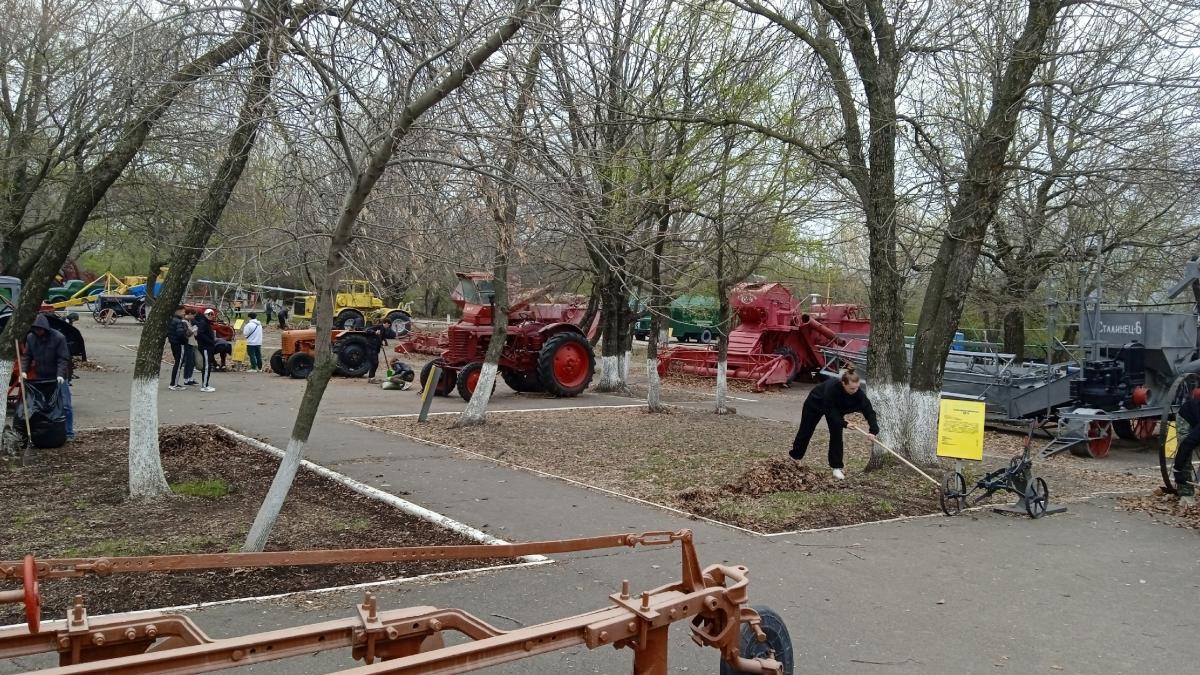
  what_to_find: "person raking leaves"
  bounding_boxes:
[789,363,879,480]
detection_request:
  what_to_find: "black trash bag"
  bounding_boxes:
[15,381,66,449]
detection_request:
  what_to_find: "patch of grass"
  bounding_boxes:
[63,538,156,558]
[10,512,34,529]
[170,478,231,498]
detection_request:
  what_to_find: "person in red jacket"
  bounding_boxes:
[789,363,880,480]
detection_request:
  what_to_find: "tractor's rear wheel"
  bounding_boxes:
[1114,417,1158,442]
[269,349,289,376]
[335,336,372,378]
[287,352,315,379]
[336,309,365,330]
[419,361,456,396]
[456,362,496,401]
[501,368,543,393]
[537,332,594,397]
[718,605,794,675]
[386,311,413,338]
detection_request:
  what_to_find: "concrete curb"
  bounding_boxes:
[214,425,549,564]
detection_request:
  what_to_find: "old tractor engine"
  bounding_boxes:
[421,273,597,401]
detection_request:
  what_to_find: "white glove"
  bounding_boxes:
[57,376,65,385]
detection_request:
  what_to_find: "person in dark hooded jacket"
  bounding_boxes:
[192,308,217,391]
[21,313,74,439]
[167,305,189,390]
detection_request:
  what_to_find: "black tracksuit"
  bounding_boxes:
[167,315,189,386]
[790,377,880,469]
[193,315,216,387]
[363,324,394,378]
[1173,396,1200,487]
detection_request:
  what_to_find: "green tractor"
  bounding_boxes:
[633,295,722,343]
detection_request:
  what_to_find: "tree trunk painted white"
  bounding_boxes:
[243,437,307,552]
[127,377,171,497]
[870,381,939,466]
[621,350,631,382]
[457,362,499,426]
[0,359,11,454]
[646,358,664,411]
[597,354,623,391]
[714,358,731,414]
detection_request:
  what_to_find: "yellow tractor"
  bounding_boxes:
[290,280,413,335]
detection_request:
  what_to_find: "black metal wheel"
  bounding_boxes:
[1159,373,1200,494]
[1025,477,1049,519]
[940,471,967,517]
[719,606,794,675]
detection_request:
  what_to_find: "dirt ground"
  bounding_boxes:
[0,425,496,622]
[358,407,1161,534]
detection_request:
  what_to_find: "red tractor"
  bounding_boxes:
[419,273,597,400]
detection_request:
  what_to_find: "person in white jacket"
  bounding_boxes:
[242,313,264,371]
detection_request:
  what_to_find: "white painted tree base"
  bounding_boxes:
[128,377,171,498]
[0,359,10,454]
[595,354,625,392]
[243,437,306,551]
[714,359,731,414]
[456,362,499,426]
[645,358,663,410]
[870,382,938,465]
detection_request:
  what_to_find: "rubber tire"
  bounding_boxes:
[287,352,315,379]
[700,329,715,344]
[386,311,413,338]
[48,295,67,304]
[718,605,794,675]
[773,346,801,382]
[419,361,456,397]
[536,332,595,397]
[335,336,372,378]
[456,362,495,402]
[501,369,543,393]
[270,349,289,376]
[336,309,365,330]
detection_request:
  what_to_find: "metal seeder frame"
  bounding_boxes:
[0,530,785,674]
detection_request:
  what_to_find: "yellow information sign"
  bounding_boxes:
[1164,421,1178,459]
[233,318,245,330]
[936,398,986,460]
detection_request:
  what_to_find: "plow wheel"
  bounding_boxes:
[501,368,543,393]
[537,332,594,397]
[719,605,794,675]
[269,349,289,376]
[96,308,117,326]
[1114,417,1159,442]
[1025,477,1050,519]
[419,360,456,397]
[1158,373,1200,493]
[456,362,496,401]
[1070,421,1113,458]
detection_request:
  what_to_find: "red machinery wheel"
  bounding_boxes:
[455,362,494,401]
[1114,417,1159,442]
[1087,421,1113,458]
[537,332,595,397]
[419,361,456,397]
[23,555,40,634]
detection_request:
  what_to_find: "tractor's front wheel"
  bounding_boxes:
[456,362,496,401]
[336,309,365,330]
[386,311,413,338]
[269,349,289,376]
[287,352,315,379]
[537,332,595,397]
[419,361,456,397]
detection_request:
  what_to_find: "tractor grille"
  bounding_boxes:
[446,326,471,361]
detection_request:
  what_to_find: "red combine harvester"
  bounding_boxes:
[403,273,598,400]
[656,282,870,391]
